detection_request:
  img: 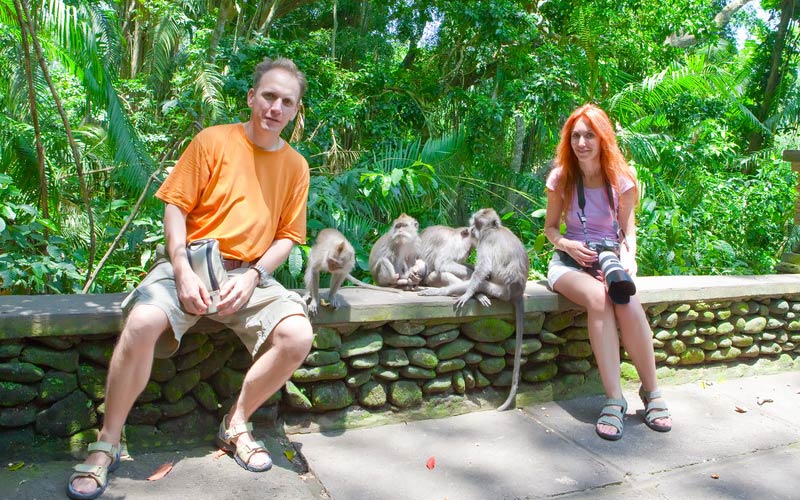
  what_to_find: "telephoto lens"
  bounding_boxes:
[596,250,636,304]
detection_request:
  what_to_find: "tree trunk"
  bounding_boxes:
[259,0,281,35]
[510,112,525,173]
[666,0,754,48]
[331,0,337,59]
[747,0,795,154]
[130,6,142,78]
[13,0,48,220]
[208,1,235,63]
[19,0,96,282]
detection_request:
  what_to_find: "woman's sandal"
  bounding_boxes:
[66,441,121,500]
[215,414,273,472]
[595,397,628,441]
[639,386,672,432]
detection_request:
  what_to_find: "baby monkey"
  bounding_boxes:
[369,213,427,289]
[420,208,529,410]
[304,228,399,316]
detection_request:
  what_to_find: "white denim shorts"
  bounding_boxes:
[546,250,586,290]
[121,260,308,359]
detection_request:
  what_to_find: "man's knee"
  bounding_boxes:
[118,305,169,352]
[270,315,313,362]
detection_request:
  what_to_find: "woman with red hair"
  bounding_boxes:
[544,104,671,441]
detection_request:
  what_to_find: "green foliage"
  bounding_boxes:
[0,0,798,295]
[0,174,83,293]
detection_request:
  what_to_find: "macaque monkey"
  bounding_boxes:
[419,225,475,287]
[368,213,427,289]
[304,228,399,316]
[419,208,529,411]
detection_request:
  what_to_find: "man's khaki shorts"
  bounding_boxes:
[121,260,308,359]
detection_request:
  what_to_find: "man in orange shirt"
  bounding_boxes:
[68,57,313,500]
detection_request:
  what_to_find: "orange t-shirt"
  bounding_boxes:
[156,123,309,262]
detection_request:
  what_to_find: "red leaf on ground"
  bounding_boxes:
[734,406,747,413]
[213,449,227,460]
[147,462,174,481]
[426,456,435,470]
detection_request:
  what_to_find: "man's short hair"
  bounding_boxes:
[253,57,307,100]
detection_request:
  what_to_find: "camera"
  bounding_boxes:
[586,239,636,304]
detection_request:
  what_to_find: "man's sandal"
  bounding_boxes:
[639,386,672,432]
[66,441,121,500]
[215,414,273,472]
[595,397,627,441]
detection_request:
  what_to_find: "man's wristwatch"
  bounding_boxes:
[249,265,270,287]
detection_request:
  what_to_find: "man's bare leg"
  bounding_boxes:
[224,314,313,468]
[70,305,168,495]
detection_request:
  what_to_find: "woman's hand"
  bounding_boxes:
[562,239,598,269]
[620,250,638,278]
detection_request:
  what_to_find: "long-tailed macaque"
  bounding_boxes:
[419,208,529,410]
[368,213,427,289]
[304,228,399,316]
[419,225,475,287]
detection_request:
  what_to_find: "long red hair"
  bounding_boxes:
[551,104,637,218]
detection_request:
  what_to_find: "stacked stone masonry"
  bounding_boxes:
[1,283,800,457]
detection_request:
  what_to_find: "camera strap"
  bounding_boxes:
[576,176,622,245]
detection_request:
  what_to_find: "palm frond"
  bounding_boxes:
[193,60,226,121]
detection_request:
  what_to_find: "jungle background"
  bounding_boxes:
[0,0,798,294]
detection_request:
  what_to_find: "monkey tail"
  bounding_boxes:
[345,274,403,293]
[497,295,524,411]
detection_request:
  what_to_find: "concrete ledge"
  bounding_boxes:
[0,292,127,339]
[2,275,800,339]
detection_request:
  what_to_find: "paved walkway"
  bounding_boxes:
[2,371,799,499]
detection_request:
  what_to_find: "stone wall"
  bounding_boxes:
[1,275,799,458]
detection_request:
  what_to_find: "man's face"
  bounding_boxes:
[247,68,301,135]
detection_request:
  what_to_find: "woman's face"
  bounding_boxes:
[570,117,600,166]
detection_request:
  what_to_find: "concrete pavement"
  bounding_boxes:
[2,370,799,499]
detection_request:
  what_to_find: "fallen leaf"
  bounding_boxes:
[426,456,435,470]
[757,398,774,406]
[147,462,174,481]
[6,462,24,471]
[711,473,720,479]
[284,449,296,461]
[212,449,227,460]
[734,406,747,413]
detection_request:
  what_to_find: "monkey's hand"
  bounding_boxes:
[307,297,319,316]
[328,293,344,309]
[475,293,491,307]
[408,260,427,285]
[454,292,475,310]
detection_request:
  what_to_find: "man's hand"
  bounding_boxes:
[215,270,259,316]
[176,269,211,315]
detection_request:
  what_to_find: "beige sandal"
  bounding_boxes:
[215,414,272,472]
[639,386,672,432]
[66,441,121,500]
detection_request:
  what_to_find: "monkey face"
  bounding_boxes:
[327,257,344,271]
[390,214,420,242]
